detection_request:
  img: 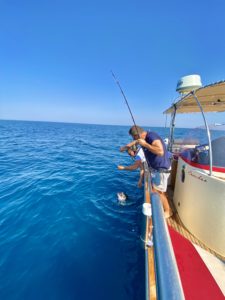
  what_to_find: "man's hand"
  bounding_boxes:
[118,165,125,170]
[120,146,127,152]
[137,139,164,156]
[137,138,148,147]
[120,140,138,152]
[137,180,142,188]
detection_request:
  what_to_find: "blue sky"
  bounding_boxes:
[1,0,225,127]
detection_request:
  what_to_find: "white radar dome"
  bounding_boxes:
[176,75,202,94]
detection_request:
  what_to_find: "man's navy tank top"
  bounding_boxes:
[143,131,171,170]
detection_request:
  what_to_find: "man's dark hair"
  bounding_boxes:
[129,125,144,136]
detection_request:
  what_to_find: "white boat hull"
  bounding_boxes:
[173,156,225,257]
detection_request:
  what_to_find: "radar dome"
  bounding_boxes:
[176,75,202,94]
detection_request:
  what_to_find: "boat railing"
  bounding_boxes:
[143,164,185,300]
[168,90,213,176]
[192,91,213,175]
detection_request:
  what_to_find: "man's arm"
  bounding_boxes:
[138,165,144,188]
[118,160,142,171]
[137,139,164,156]
[120,140,138,152]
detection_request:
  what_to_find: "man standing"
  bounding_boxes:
[124,125,172,218]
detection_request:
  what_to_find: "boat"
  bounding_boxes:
[142,75,225,299]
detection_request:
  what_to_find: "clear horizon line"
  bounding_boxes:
[0,118,196,129]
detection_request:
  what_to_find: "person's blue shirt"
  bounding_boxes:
[143,131,171,170]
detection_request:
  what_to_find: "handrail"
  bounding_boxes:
[143,165,185,299]
[168,91,213,176]
[169,105,177,152]
[143,163,152,300]
[151,192,185,300]
[192,91,213,176]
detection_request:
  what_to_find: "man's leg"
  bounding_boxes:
[152,188,171,216]
[151,171,173,218]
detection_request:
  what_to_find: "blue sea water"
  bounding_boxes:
[0,120,224,300]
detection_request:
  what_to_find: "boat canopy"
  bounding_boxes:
[164,80,225,114]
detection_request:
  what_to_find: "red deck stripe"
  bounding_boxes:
[180,155,225,173]
[169,226,224,300]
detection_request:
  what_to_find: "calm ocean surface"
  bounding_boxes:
[0,120,224,300]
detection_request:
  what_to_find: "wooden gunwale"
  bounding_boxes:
[144,173,156,300]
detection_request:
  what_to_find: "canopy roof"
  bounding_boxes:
[164,80,225,114]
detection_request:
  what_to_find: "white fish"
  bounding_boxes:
[117,192,127,202]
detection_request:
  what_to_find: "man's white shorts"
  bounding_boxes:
[151,169,170,192]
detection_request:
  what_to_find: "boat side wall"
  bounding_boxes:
[173,157,225,257]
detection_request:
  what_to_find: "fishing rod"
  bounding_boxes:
[111,71,140,139]
[111,71,148,170]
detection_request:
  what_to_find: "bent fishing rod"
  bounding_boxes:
[111,71,140,140]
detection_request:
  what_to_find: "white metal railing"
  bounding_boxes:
[143,166,185,300]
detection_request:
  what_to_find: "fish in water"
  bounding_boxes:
[117,192,127,202]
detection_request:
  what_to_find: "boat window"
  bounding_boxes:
[181,136,225,167]
[211,136,225,167]
[192,145,209,165]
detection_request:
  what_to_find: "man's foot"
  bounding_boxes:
[164,209,173,219]
[146,238,153,247]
